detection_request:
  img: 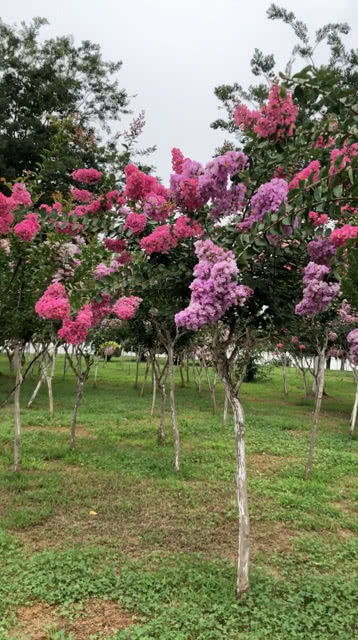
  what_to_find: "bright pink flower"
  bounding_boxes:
[13,213,40,241]
[291,336,299,344]
[89,296,112,325]
[143,194,172,222]
[308,211,328,226]
[71,168,103,184]
[330,225,358,247]
[299,344,306,350]
[173,216,203,239]
[289,161,321,190]
[140,224,178,254]
[35,283,70,320]
[11,183,32,207]
[57,319,88,344]
[171,148,185,173]
[124,212,147,234]
[329,143,358,176]
[71,188,93,203]
[112,296,142,320]
[276,343,284,349]
[124,165,168,201]
[234,86,297,140]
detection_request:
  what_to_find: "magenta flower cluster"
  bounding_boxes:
[175,239,253,330]
[71,168,103,184]
[112,296,142,320]
[234,85,298,140]
[14,213,40,242]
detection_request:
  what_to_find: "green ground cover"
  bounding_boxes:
[0,355,357,639]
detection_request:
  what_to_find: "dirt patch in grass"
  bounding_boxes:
[249,453,296,474]
[11,599,135,639]
[23,424,91,437]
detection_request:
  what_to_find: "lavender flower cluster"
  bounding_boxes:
[175,239,253,330]
[238,178,288,231]
[295,262,340,317]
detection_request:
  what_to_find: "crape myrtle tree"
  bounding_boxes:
[97,52,357,596]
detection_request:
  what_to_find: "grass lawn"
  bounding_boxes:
[0,355,357,639]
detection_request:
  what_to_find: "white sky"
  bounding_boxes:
[2,0,358,181]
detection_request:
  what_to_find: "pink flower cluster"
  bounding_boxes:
[171,148,185,173]
[0,184,33,235]
[173,216,203,240]
[339,301,358,325]
[13,213,40,241]
[125,164,168,201]
[104,238,127,252]
[140,224,177,254]
[295,262,340,316]
[71,188,94,203]
[234,85,298,140]
[112,296,142,320]
[329,224,358,247]
[71,168,103,184]
[124,212,147,234]
[329,143,358,176]
[35,283,71,320]
[309,211,328,227]
[289,160,321,190]
[175,239,253,330]
[347,329,358,365]
[143,194,172,222]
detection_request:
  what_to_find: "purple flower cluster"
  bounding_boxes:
[295,262,340,316]
[199,151,248,200]
[238,178,288,232]
[175,239,253,330]
[307,237,337,265]
[339,301,358,325]
[347,329,358,365]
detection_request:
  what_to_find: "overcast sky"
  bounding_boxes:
[2,0,357,181]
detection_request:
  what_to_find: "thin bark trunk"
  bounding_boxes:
[168,342,180,472]
[150,363,157,417]
[282,355,288,395]
[71,378,84,450]
[94,360,99,387]
[27,376,44,408]
[6,349,15,375]
[179,364,185,387]
[134,350,141,389]
[13,345,23,472]
[205,365,217,415]
[223,391,229,425]
[140,359,150,397]
[46,376,54,418]
[301,367,308,399]
[350,381,358,436]
[305,346,326,480]
[158,382,166,444]
[224,377,250,599]
[340,358,346,372]
[186,359,190,383]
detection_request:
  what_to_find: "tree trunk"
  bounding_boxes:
[179,364,185,387]
[224,378,250,599]
[205,366,217,415]
[27,376,43,408]
[168,342,180,472]
[305,346,326,480]
[223,391,229,425]
[150,363,157,417]
[134,350,141,389]
[158,382,166,444]
[46,376,54,418]
[282,355,288,395]
[350,381,358,436]
[340,358,346,372]
[140,359,150,397]
[71,378,84,450]
[94,360,99,387]
[6,349,15,375]
[186,359,190,383]
[13,344,23,472]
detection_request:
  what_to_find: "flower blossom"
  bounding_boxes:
[112,296,142,320]
[124,212,147,234]
[13,213,40,241]
[234,85,297,140]
[140,224,178,254]
[175,239,253,330]
[35,283,70,320]
[71,168,103,184]
[329,225,358,247]
[295,262,340,316]
[309,211,328,227]
[289,161,321,190]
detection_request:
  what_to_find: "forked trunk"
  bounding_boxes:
[13,344,23,472]
[305,345,326,479]
[168,342,180,471]
[224,377,250,599]
[27,376,44,408]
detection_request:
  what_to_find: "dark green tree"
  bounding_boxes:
[0,17,144,198]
